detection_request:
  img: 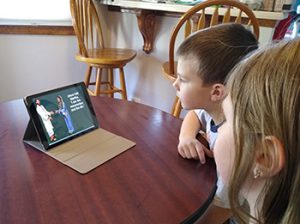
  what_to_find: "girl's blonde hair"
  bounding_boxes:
[227,39,300,223]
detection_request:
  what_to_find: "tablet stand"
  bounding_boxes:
[23,118,45,151]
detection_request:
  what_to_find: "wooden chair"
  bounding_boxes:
[70,0,137,99]
[162,0,260,117]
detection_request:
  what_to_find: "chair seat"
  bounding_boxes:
[76,48,137,66]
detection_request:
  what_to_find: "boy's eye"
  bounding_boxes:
[179,76,187,82]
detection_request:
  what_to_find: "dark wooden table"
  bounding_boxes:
[0,97,216,224]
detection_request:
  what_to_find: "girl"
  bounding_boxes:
[214,39,300,223]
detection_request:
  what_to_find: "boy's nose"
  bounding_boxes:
[172,77,179,90]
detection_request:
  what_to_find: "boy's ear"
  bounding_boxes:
[253,136,285,178]
[210,84,226,101]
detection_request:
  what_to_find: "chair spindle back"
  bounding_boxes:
[169,0,260,76]
[70,0,105,57]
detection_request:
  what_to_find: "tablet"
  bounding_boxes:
[23,82,98,150]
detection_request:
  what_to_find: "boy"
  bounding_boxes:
[173,23,258,223]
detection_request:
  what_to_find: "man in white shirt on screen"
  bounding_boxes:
[35,99,56,142]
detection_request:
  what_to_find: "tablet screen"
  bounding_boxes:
[24,82,98,150]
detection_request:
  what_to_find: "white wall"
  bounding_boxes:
[0,6,274,114]
[0,34,85,102]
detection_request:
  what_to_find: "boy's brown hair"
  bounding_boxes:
[177,23,258,85]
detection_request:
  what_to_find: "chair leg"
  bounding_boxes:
[171,96,178,115]
[94,68,102,96]
[172,96,182,118]
[119,67,127,100]
[84,66,92,87]
[108,68,114,98]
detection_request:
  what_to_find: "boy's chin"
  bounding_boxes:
[180,101,198,110]
[181,106,192,110]
[181,104,193,110]
[180,104,188,110]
